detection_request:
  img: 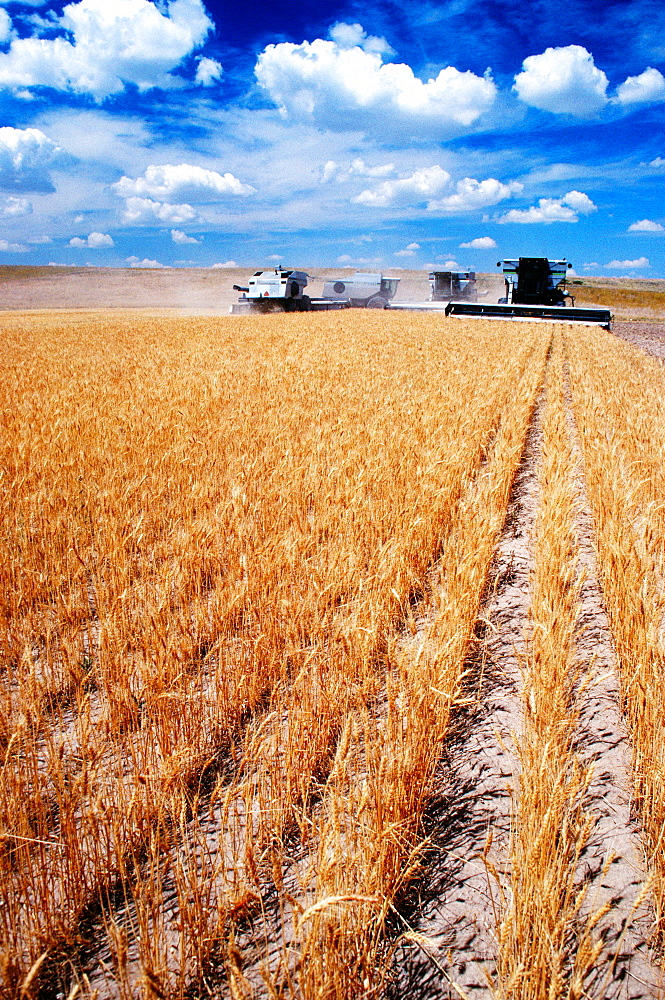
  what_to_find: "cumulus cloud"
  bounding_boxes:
[321,158,395,184]
[647,157,665,168]
[394,241,420,257]
[604,257,649,269]
[211,260,238,268]
[616,68,665,106]
[0,9,12,44]
[0,125,62,192]
[0,0,213,101]
[1,195,31,216]
[460,236,497,248]
[0,238,28,251]
[336,254,383,264]
[121,196,197,224]
[171,228,199,243]
[69,231,114,247]
[113,163,255,202]
[514,45,608,116]
[628,219,664,232]
[349,158,394,177]
[328,22,393,56]
[428,177,522,212]
[126,255,166,268]
[255,31,496,132]
[195,56,222,87]
[352,165,451,207]
[497,189,597,223]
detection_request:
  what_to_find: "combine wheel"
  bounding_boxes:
[367,296,388,309]
[299,296,311,312]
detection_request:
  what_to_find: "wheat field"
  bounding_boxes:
[1,309,664,999]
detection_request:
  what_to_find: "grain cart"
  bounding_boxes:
[445,257,612,327]
[429,270,478,302]
[321,272,400,308]
[231,268,311,313]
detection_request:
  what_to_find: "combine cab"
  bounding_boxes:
[445,258,612,327]
[429,269,478,302]
[231,268,311,313]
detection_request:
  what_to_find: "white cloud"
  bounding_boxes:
[69,231,113,247]
[0,238,28,251]
[1,195,31,216]
[349,158,394,177]
[647,157,665,168]
[583,262,599,268]
[436,258,460,269]
[321,160,339,183]
[211,260,238,268]
[604,257,649,269]
[394,242,420,257]
[126,255,166,268]
[560,189,596,214]
[628,219,664,232]
[497,189,597,223]
[0,9,11,43]
[0,0,213,101]
[255,32,496,131]
[328,22,393,56]
[113,163,255,202]
[336,254,383,264]
[28,234,51,243]
[121,196,196,224]
[514,45,608,116]
[171,228,199,243]
[428,177,522,212]
[460,236,497,248]
[321,157,395,184]
[195,56,222,87]
[616,67,665,106]
[352,165,451,207]
[0,125,62,192]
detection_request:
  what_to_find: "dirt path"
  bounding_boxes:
[387,399,542,998]
[613,320,665,361]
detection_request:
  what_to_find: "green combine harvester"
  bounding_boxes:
[445,258,612,328]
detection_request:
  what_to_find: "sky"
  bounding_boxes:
[0,0,663,276]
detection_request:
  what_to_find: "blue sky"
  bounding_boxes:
[0,0,663,276]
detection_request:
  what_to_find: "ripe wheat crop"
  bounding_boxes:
[0,311,548,998]
[2,309,665,1000]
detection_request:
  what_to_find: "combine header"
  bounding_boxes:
[445,258,612,328]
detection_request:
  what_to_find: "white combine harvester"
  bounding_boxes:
[232,268,312,313]
[230,269,400,313]
[321,273,400,309]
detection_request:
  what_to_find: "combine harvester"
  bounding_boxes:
[445,258,612,328]
[387,268,482,312]
[231,269,399,313]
